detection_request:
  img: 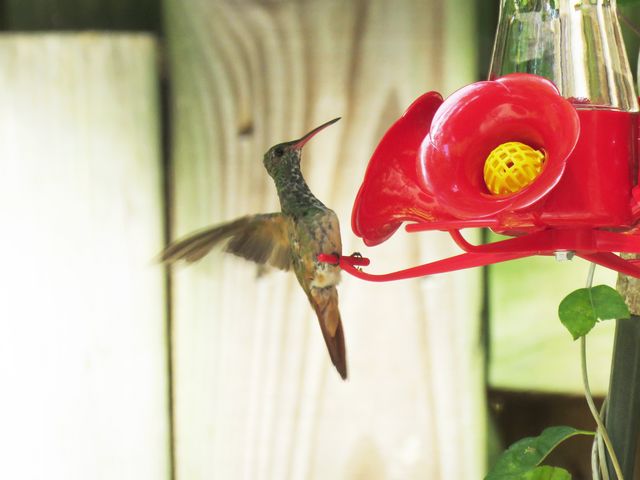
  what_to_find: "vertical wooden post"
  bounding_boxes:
[604,267,640,478]
[164,1,483,478]
[0,34,170,480]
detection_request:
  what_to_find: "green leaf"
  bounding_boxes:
[590,285,630,321]
[522,466,571,480]
[488,466,572,480]
[485,426,593,480]
[558,288,597,339]
[487,466,571,480]
[558,285,630,340]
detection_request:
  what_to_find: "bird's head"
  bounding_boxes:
[263,117,340,178]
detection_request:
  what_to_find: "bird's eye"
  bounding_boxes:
[274,147,284,157]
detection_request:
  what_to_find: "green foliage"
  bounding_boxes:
[558,289,596,340]
[520,466,571,480]
[485,426,594,480]
[558,285,630,340]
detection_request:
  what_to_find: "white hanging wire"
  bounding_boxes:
[592,398,610,480]
[582,263,623,479]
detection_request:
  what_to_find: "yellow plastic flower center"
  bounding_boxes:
[483,141,546,195]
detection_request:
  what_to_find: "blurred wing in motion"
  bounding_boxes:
[161,213,292,270]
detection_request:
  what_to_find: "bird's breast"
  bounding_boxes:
[310,262,341,289]
[289,208,342,288]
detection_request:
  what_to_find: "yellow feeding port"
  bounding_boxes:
[483,141,546,195]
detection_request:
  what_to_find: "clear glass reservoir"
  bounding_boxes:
[489,0,638,112]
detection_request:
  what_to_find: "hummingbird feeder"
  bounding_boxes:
[321,0,640,281]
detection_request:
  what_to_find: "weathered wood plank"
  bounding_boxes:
[165,0,483,478]
[0,34,170,480]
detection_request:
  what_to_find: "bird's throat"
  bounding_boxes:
[274,165,325,216]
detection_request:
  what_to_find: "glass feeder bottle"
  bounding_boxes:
[489,0,638,112]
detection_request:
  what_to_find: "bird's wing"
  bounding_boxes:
[309,286,347,380]
[161,213,292,271]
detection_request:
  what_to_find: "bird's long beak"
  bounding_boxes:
[290,117,341,149]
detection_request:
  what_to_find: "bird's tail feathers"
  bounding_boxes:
[310,286,347,380]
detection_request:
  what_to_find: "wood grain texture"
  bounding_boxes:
[617,254,640,314]
[164,1,483,478]
[0,34,170,480]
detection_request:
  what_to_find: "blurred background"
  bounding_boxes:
[2,1,640,479]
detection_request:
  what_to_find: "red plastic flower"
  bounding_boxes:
[352,74,580,246]
[351,91,444,246]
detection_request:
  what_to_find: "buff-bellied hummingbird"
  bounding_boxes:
[162,118,348,379]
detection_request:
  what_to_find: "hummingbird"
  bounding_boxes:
[162,118,348,379]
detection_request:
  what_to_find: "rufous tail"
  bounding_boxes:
[310,286,347,380]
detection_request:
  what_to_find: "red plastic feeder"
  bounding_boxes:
[323,73,640,281]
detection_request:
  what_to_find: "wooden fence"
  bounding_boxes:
[0,34,170,479]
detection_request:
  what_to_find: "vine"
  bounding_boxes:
[485,264,630,479]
